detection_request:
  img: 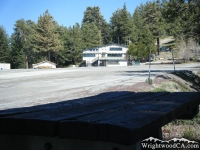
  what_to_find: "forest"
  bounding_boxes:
[0,0,200,69]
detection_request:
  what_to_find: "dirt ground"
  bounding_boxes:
[0,63,199,110]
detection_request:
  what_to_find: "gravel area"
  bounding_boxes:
[0,63,199,110]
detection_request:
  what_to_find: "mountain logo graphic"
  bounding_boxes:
[142,137,199,144]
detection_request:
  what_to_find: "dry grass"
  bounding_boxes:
[151,81,192,92]
[157,51,174,60]
[162,123,200,143]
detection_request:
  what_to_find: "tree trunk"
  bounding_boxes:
[48,51,51,61]
[55,55,58,67]
[157,38,160,55]
[73,58,75,65]
[43,51,47,61]
[25,54,28,69]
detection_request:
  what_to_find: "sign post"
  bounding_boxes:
[171,48,175,71]
[148,48,151,84]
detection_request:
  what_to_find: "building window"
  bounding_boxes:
[82,53,95,57]
[107,60,119,64]
[102,52,106,57]
[107,54,122,57]
[110,47,122,51]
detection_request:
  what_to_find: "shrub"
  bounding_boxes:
[183,126,196,141]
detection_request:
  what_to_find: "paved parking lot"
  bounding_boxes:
[0,63,199,110]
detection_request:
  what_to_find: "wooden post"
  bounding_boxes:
[157,38,160,55]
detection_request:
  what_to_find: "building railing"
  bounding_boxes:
[91,57,98,63]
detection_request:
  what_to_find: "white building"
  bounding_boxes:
[82,44,128,67]
[32,61,56,69]
[0,63,10,70]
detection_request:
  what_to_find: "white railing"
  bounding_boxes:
[91,57,98,63]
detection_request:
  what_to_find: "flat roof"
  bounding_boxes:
[83,43,128,51]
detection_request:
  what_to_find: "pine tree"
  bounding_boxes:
[128,27,155,60]
[128,43,138,58]
[101,21,112,44]
[34,10,61,61]
[52,25,69,67]
[110,9,121,44]
[82,6,102,26]
[142,1,165,55]
[137,40,148,59]
[81,22,102,49]
[131,4,156,58]
[166,0,184,37]
[82,6,111,44]
[142,27,156,53]
[10,34,25,69]
[26,20,40,67]
[67,23,84,65]
[182,0,200,42]
[13,19,36,68]
[129,18,137,44]
[110,3,134,44]
[119,4,134,45]
[161,0,199,48]
[0,26,10,63]
[132,7,145,42]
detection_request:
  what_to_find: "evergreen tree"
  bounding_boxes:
[128,27,155,60]
[162,0,200,41]
[142,27,156,53]
[82,6,111,44]
[25,20,39,67]
[13,19,36,68]
[127,43,138,58]
[142,1,165,55]
[101,21,112,44]
[119,4,134,44]
[181,0,200,42]
[81,22,102,48]
[162,0,185,39]
[110,9,121,44]
[128,40,150,61]
[132,7,145,42]
[131,5,156,59]
[34,10,61,61]
[82,6,103,26]
[52,25,70,67]
[67,23,84,65]
[137,40,148,59]
[10,34,25,69]
[110,3,134,44]
[0,26,10,63]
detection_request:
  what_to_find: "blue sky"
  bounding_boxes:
[0,0,149,36]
